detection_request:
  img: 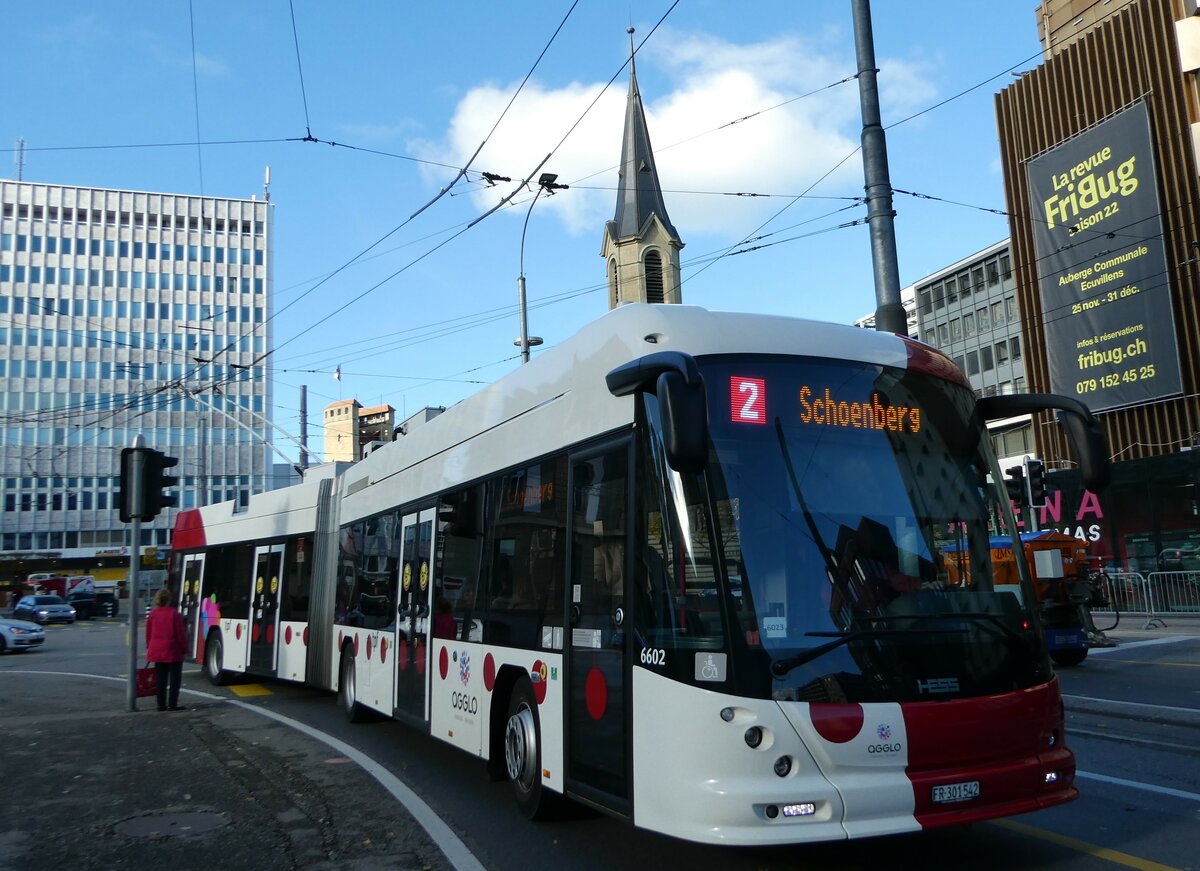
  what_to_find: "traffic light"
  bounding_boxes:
[118,447,178,522]
[118,447,141,523]
[1004,465,1026,505]
[143,449,180,517]
[1024,457,1047,508]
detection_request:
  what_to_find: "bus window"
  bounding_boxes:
[279,535,313,621]
[482,456,568,649]
[437,485,485,641]
[634,397,726,683]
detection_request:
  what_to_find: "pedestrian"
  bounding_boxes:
[145,587,187,712]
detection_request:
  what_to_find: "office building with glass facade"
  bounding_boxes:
[0,179,273,576]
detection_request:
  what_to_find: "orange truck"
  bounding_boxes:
[943,531,1111,666]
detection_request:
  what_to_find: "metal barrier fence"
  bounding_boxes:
[1094,570,1200,629]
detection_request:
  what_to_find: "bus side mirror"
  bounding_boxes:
[656,370,708,474]
[977,393,1111,493]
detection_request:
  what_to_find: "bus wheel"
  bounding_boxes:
[505,680,557,819]
[1051,647,1088,667]
[205,633,229,686]
[338,648,368,723]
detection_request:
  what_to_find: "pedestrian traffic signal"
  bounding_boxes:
[118,447,179,522]
[1004,465,1026,505]
[1024,457,1047,508]
[143,449,180,517]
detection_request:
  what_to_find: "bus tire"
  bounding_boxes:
[1051,647,1088,667]
[205,632,230,685]
[338,647,368,723]
[505,679,558,819]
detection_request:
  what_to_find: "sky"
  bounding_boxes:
[1,2,1047,464]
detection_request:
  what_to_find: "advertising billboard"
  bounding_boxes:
[1026,101,1181,412]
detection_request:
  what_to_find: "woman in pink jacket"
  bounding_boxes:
[145,587,188,711]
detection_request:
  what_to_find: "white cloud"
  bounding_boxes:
[412,29,937,242]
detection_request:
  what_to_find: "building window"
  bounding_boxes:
[967,351,979,375]
[995,341,1009,364]
[963,312,975,337]
[1010,336,1021,360]
[949,318,962,341]
[917,288,931,314]
[987,259,1000,285]
[981,346,994,371]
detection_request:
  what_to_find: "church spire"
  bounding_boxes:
[601,28,684,309]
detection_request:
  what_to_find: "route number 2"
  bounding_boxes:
[731,376,766,424]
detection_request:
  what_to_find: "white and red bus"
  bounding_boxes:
[168,303,1110,845]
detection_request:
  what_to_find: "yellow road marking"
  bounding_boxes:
[1102,659,1200,668]
[993,819,1180,871]
[229,683,272,697]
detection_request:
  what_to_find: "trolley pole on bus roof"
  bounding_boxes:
[852,0,907,335]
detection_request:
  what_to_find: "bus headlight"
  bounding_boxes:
[774,755,793,777]
[744,726,763,748]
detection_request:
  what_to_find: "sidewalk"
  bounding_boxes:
[1092,611,1200,643]
[0,670,457,871]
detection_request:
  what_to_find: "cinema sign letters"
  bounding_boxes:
[1026,101,1182,412]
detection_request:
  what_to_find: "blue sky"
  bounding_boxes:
[2,2,1045,463]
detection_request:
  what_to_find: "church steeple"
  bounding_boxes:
[601,27,684,309]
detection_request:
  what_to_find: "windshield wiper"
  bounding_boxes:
[770,627,961,677]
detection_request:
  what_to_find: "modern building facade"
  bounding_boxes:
[0,179,273,578]
[995,0,1200,570]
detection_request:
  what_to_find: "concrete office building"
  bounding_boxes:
[0,179,273,578]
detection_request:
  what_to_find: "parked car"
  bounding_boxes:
[67,591,97,619]
[0,617,47,653]
[12,595,76,625]
[66,590,118,619]
[1157,547,1200,571]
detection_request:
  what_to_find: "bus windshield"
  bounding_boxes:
[696,355,1050,703]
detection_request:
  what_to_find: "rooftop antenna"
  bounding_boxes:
[264,165,271,202]
[15,138,26,181]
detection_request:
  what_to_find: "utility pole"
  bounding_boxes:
[851,0,907,335]
[299,385,309,472]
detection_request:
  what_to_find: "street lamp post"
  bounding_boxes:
[516,172,568,363]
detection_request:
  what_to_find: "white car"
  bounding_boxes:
[0,617,47,653]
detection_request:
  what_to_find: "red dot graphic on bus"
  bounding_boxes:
[353,634,360,656]
[266,624,274,645]
[380,637,387,664]
[585,667,607,720]
[809,703,865,743]
[338,629,343,647]
[484,653,496,692]
[398,640,408,670]
[439,647,449,680]
[730,376,767,424]
[416,640,425,674]
[366,635,373,661]
[285,626,293,645]
[303,626,309,646]
[236,624,243,640]
[252,624,261,643]
[531,660,548,704]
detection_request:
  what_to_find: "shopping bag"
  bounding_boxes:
[136,665,157,698]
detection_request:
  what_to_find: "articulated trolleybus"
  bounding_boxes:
[169,303,1110,846]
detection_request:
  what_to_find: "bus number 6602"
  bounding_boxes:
[640,647,666,666]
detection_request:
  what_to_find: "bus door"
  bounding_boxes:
[566,441,631,811]
[180,554,205,661]
[249,544,285,674]
[395,506,436,722]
